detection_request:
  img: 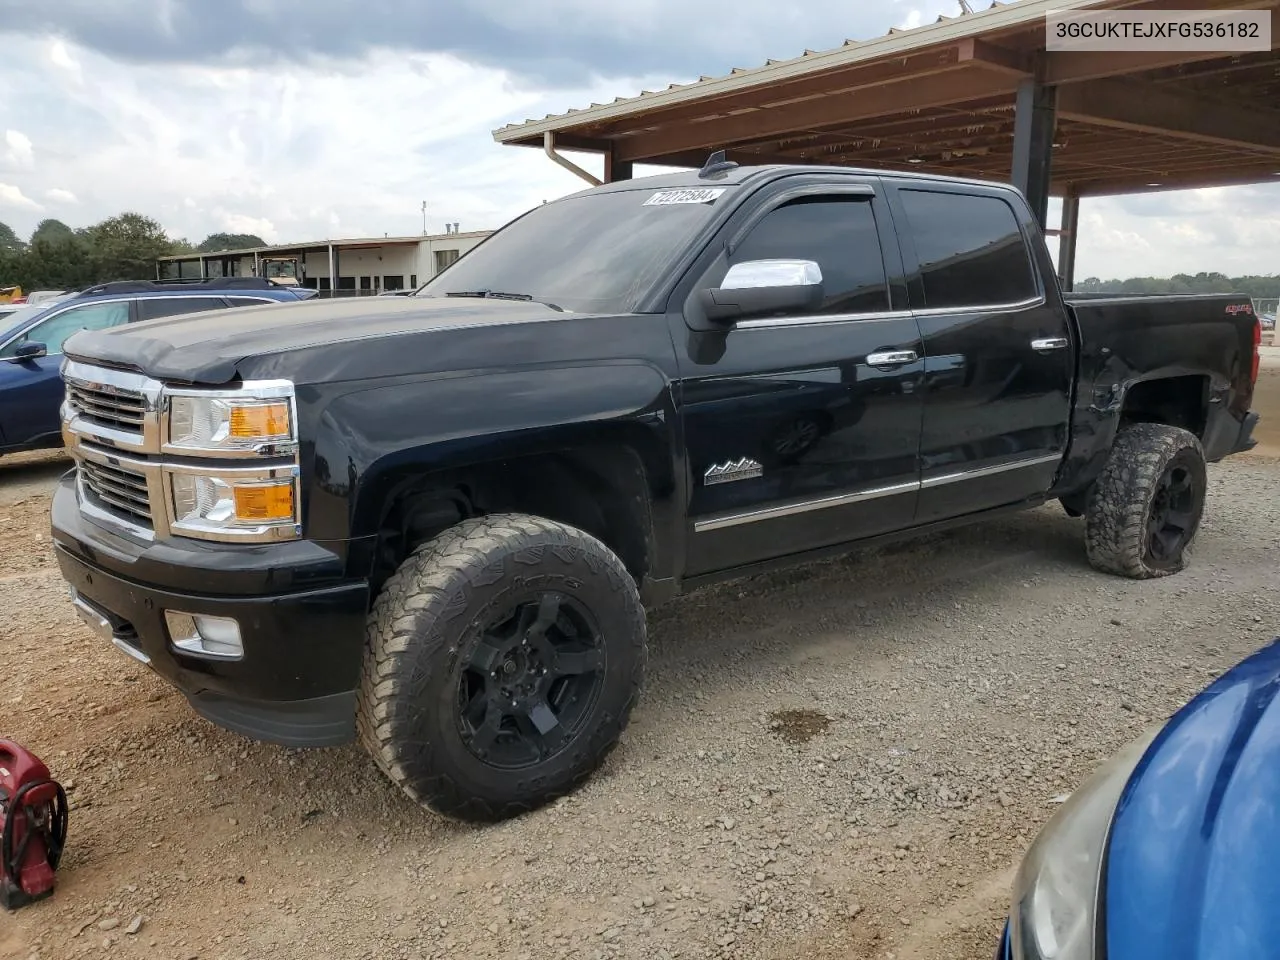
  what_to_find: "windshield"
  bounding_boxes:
[419,186,734,314]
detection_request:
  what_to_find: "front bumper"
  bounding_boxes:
[51,473,371,747]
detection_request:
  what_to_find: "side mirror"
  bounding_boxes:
[697,259,824,323]
[12,341,47,361]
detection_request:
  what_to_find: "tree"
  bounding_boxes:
[30,218,74,246]
[198,232,266,253]
[87,212,173,281]
[0,221,24,253]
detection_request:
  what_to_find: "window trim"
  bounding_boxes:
[889,184,1044,312]
[134,295,232,321]
[721,185,893,322]
[0,297,136,360]
[727,182,876,256]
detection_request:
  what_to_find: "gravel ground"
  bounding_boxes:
[2,355,1277,960]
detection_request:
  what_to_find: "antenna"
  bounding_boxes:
[698,149,739,179]
[958,0,974,13]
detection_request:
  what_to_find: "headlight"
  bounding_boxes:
[1010,727,1161,960]
[165,384,295,455]
[168,469,299,541]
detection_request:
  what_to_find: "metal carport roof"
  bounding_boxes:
[492,0,1279,199]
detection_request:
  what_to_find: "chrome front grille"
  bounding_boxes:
[65,379,147,435]
[61,360,302,544]
[79,457,153,528]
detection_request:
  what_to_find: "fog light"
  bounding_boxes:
[165,611,244,660]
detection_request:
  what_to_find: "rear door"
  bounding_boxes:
[0,299,134,447]
[885,182,1072,522]
[672,176,926,575]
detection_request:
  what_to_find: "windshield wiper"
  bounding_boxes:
[443,290,563,311]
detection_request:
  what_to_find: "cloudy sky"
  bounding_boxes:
[0,0,1276,281]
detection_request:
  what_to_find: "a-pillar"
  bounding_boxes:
[1010,77,1056,228]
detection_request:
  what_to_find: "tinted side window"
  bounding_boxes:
[730,197,889,315]
[137,297,229,321]
[898,190,1037,309]
[226,297,276,308]
[1,300,130,357]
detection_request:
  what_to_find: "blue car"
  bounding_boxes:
[1000,637,1280,960]
[0,278,312,455]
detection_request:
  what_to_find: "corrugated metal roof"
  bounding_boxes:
[158,231,492,261]
[492,0,1118,142]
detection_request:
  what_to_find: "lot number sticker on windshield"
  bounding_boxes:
[644,188,727,206]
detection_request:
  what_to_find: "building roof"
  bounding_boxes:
[159,231,492,262]
[492,0,1280,197]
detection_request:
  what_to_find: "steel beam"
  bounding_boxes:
[1057,78,1280,155]
[604,150,634,182]
[1058,189,1079,292]
[613,67,1016,163]
[1010,78,1056,227]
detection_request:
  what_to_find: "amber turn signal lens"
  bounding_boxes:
[232,483,294,522]
[229,402,290,439]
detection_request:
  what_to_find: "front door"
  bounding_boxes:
[887,184,1073,522]
[674,181,925,576]
[0,299,134,447]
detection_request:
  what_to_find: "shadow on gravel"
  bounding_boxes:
[644,504,1089,695]
[0,449,70,493]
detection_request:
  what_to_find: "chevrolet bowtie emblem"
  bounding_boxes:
[703,457,763,485]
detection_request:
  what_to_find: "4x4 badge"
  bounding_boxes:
[703,458,763,485]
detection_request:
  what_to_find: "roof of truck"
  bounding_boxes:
[578,162,1022,198]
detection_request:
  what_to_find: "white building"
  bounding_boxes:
[157,228,491,294]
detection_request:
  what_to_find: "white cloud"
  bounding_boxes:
[48,39,81,81]
[0,182,42,211]
[0,32,1275,282]
[216,211,276,241]
[3,130,33,168]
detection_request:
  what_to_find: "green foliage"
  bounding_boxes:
[198,232,266,253]
[1077,272,1280,299]
[0,212,187,290]
[30,218,74,246]
[0,221,25,253]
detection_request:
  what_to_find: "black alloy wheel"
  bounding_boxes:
[456,592,606,769]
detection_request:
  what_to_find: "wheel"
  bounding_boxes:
[1085,423,1207,578]
[357,514,646,821]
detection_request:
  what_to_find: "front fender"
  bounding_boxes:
[304,360,678,545]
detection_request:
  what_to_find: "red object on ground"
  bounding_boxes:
[0,740,68,910]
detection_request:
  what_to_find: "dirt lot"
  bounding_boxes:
[4,353,1279,960]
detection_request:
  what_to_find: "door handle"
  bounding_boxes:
[1031,337,1069,353]
[866,350,919,367]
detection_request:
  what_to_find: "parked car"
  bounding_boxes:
[998,636,1280,960]
[51,163,1262,821]
[0,277,311,455]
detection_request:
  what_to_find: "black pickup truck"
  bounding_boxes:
[51,163,1261,820]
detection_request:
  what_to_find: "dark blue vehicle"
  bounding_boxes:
[1000,637,1280,960]
[0,278,312,455]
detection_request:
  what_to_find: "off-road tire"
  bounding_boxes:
[1085,423,1207,579]
[357,513,646,821]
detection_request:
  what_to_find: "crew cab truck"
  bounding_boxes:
[51,162,1262,821]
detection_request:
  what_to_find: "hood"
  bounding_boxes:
[62,295,566,384]
[1104,637,1280,960]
